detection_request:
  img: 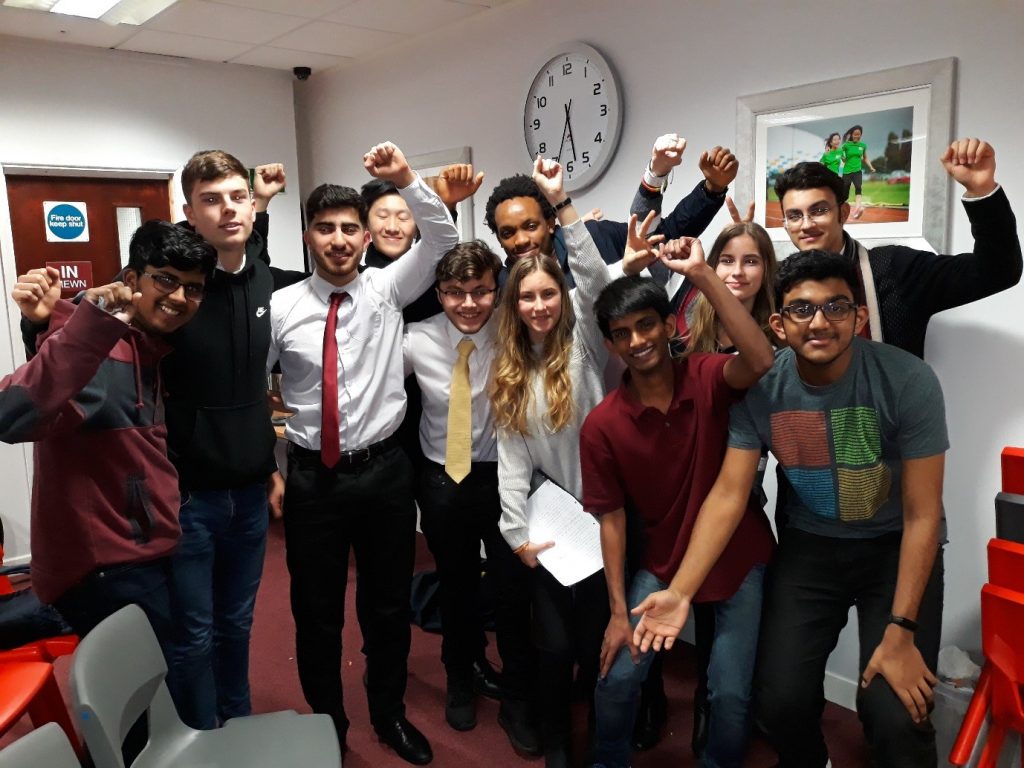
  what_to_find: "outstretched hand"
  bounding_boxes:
[699,147,738,194]
[650,133,687,177]
[941,138,997,198]
[532,156,565,204]
[631,587,690,652]
[12,266,62,325]
[363,141,415,188]
[726,196,755,224]
[434,163,485,208]
[623,211,666,275]
[658,236,707,277]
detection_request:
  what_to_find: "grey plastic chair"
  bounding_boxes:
[69,604,341,768]
[0,722,80,768]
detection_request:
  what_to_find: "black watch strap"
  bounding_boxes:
[888,614,919,633]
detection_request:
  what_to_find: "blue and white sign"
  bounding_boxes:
[43,201,90,243]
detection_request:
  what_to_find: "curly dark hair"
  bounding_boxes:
[484,174,556,234]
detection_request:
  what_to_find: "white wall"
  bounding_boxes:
[0,36,307,560]
[296,0,1024,707]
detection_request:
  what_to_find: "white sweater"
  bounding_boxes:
[497,219,612,550]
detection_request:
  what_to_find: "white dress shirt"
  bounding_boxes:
[268,175,458,452]
[403,313,498,464]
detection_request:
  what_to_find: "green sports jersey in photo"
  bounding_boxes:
[821,148,843,174]
[841,141,868,174]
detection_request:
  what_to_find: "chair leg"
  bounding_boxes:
[25,666,83,757]
[979,723,1008,768]
[950,666,992,766]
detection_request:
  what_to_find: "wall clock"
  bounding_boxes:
[523,42,623,193]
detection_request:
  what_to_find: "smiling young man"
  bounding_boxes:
[402,241,539,752]
[5,221,215,647]
[634,250,949,767]
[268,142,460,764]
[580,235,775,768]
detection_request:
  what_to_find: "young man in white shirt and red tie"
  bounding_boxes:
[403,241,540,755]
[267,142,461,765]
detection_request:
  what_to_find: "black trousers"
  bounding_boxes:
[283,442,416,737]
[755,529,944,768]
[532,565,609,745]
[417,460,535,700]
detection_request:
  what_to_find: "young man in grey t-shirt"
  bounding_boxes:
[732,250,947,767]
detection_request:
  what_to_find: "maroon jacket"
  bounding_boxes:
[0,299,180,603]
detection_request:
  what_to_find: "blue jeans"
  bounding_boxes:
[593,564,765,768]
[168,482,269,729]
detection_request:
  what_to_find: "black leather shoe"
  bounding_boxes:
[445,677,477,732]
[632,687,667,752]
[472,657,503,700]
[542,741,571,768]
[497,699,542,757]
[375,717,433,765]
[691,697,710,757]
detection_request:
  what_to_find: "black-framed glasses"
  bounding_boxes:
[438,287,497,301]
[783,204,833,227]
[780,300,857,323]
[142,271,205,302]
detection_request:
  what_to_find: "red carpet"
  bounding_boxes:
[1,519,868,765]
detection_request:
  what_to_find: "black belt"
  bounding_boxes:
[423,459,498,481]
[288,434,399,467]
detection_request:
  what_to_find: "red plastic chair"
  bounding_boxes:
[976,584,1024,768]
[989,538,1024,594]
[0,661,80,755]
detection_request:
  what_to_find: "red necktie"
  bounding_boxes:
[321,291,346,468]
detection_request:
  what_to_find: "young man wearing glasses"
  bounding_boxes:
[5,221,216,649]
[401,241,539,753]
[631,250,949,767]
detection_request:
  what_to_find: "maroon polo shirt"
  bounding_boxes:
[580,354,775,603]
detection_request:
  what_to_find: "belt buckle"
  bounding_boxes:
[342,445,372,464]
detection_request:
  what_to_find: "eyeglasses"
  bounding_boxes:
[780,300,858,323]
[783,204,833,228]
[142,271,205,302]
[438,287,497,301]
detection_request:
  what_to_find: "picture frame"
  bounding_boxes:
[407,146,475,242]
[736,58,957,254]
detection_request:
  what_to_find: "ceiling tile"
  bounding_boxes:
[146,0,307,44]
[269,18,403,57]
[208,0,355,19]
[116,28,252,61]
[324,0,479,35]
[0,6,136,46]
[229,44,347,72]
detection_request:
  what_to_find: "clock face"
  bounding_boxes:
[524,44,622,192]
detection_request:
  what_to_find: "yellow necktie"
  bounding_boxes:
[445,338,475,483]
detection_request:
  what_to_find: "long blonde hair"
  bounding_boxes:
[490,255,576,436]
[687,222,778,353]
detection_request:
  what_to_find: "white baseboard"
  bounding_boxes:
[824,670,858,711]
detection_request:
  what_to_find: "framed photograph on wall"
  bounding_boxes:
[407,146,475,242]
[736,58,957,253]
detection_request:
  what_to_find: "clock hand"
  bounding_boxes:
[564,100,578,162]
[555,107,570,163]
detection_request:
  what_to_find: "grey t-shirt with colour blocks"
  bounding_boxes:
[728,338,948,539]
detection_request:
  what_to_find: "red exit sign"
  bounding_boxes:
[45,261,94,296]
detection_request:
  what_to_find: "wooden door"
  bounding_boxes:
[6,175,172,290]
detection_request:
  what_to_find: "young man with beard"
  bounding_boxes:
[402,241,539,754]
[580,236,775,768]
[268,142,460,765]
[633,251,949,766]
[5,221,215,647]
[484,139,734,286]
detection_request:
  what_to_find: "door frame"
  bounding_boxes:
[0,163,174,564]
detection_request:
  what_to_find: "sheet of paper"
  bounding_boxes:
[526,479,604,587]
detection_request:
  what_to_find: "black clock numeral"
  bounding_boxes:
[536,96,547,108]
[538,142,546,154]
[600,104,607,116]
[594,132,603,143]
[548,74,554,87]
[562,62,572,76]
[593,82,602,95]
[531,118,540,130]
[566,161,574,173]
[582,151,590,164]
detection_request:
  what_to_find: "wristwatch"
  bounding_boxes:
[887,614,919,633]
